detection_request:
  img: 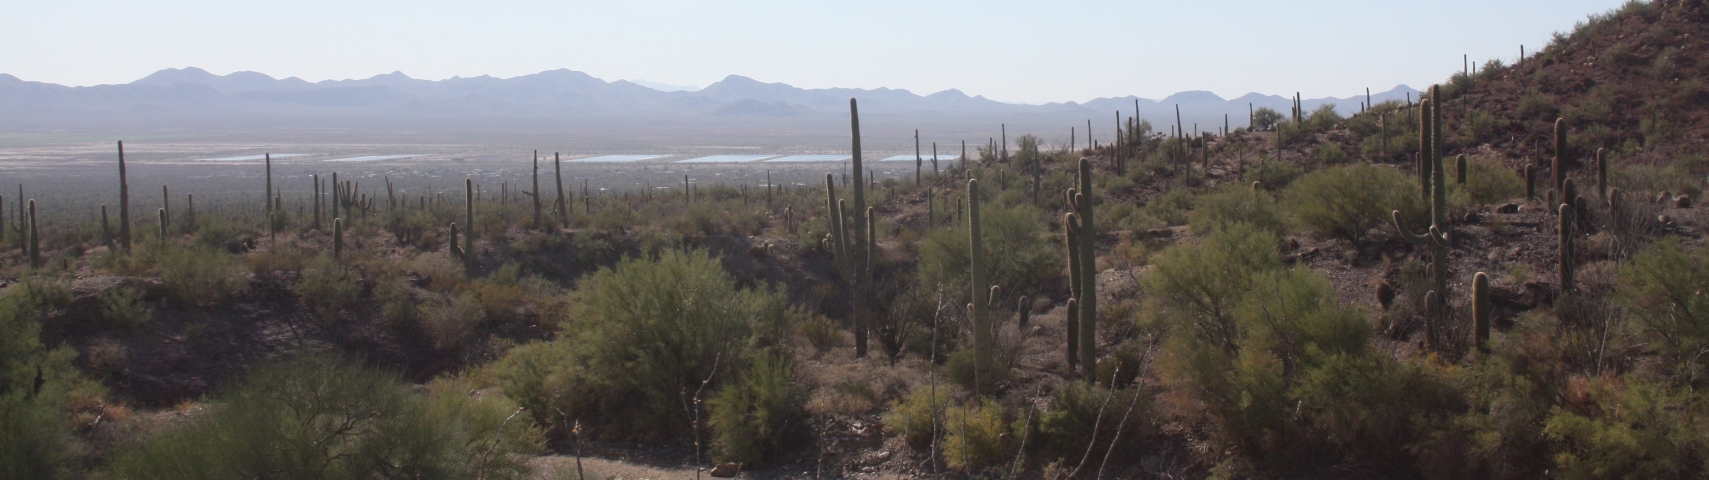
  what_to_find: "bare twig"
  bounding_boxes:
[1066,365,1120,480]
[1096,342,1156,480]
[681,353,723,480]
[477,406,526,480]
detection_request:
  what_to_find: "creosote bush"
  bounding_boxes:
[108,355,542,480]
[1189,185,1285,237]
[942,398,1012,472]
[707,350,806,465]
[158,246,247,306]
[882,385,952,450]
[1283,163,1424,243]
[493,249,793,444]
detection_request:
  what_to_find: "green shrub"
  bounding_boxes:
[1311,143,1348,164]
[1516,90,1558,122]
[1141,189,1194,227]
[916,201,1055,300]
[945,348,1008,393]
[0,286,91,480]
[882,386,952,450]
[1463,157,1525,204]
[708,351,806,465]
[493,249,792,440]
[1283,163,1422,243]
[420,292,485,351]
[796,314,843,354]
[1251,107,1283,131]
[294,255,364,318]
[98,287,151,333]
[1304,104,1343,133]
[1244,159,1305,191]
[1617,238,1709,358]
[107,355,542,480]
[158,247,246,306]
[1144,223,1281,342]
[943,398,1011,472]
[1543,379,1707,480]
[1189,185,1285,237]
[1036,382,1149,460]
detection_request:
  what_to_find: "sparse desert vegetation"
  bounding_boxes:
[8,1,1709,479]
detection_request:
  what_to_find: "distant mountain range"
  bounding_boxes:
[0,67,1419,135]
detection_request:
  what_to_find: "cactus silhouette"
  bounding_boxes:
[1473,272,1491,355]
[1559,204,1574,292]
[27,200,38,268]
[118,141,131,251]
[1553,118,1568,193]
[1065,210,1081,370]
[334,217,344,260]
[1394,88,1450,351]
[968,178,990,391]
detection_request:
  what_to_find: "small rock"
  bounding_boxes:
[1658,191,1673,204]
[710,462,739,478]
[1464,212,1482,223]
[1676,196,1693,209]
[1496,203,1520,214]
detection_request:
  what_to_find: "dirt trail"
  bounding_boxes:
[529,455,704,480]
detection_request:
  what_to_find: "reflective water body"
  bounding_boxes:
[325,155,420,162]
[677,155,776,163]
[572,155,671,163]
[764,155,850,163]
[198,153,313,162]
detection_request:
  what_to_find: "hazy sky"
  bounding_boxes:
[4,0,1627,104]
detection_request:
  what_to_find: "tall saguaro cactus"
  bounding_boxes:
[968,178,991,391]
[848,99,870,356]
[1063,158,1098,373]
[1553,118,1568,194]
[532,151,543,229]
[464,177,475,267]
[265,153,273,220]
[1596,148,1607,200]
[554,152,567,227]
[1394,88,1450,350]
[334,218,344,260]
[1065,211,1082,370]
[118,141,131,251]
[27,200,38,268]
[1559,204,1575,292]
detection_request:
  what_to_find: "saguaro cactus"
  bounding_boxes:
[1559,204,1575,292]
[1065,211,1081,370]
[1553,118,1568,193]
[118,141,131,251]
[1395,90,1451,350]
[464,177,475,266]
[312,174,322,230]
[968,178,991,391]
[1417,98,1434,201]
[1074,159,1096,371]
[1596,148,1607,200]
[554,152,567,226]
[27,200,38,268]
[1017,296,1032,328]
[265,153,273,219]
[158,208,167,250]
[1472,271,1491,354]
[1524,165,1536,201]
[334,218,344,260]
[1456,155,1467,185]
[532,151,542,229]
[162,185,170,231]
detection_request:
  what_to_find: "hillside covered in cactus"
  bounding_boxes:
[8,1,1709,479]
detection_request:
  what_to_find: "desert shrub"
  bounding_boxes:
[1283,163,1423,243]
[1617,164,1703,200]
[409,253,466,292]
[1251,107,1283,131]
[945,348,1008,393]
[1304,104,1343,133]
[882,386,952,450]
[1542,379,1708,480]
[493,249,792,440]
[1036,382,1149,460]
[916,201,1056,301]
[1143,223,1281,350]
[107,355,542,480]
[1142,188,1194,227]
[1516,90,1558,121]
[942,398,1011,472]
[1190,185,1285,237]
[1311,142,1347,164]
[1459,109,1504,146]
[158,247,246,306]
[1616,238,1709,360]
[294,255,364,318]
[0,285,92,480]
[1243,159,1304,191]
[707,351,806,465]
[98,286,150,333]
[419,292,485,351]
[1464,157,1526,204]
[797,314,843,354]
